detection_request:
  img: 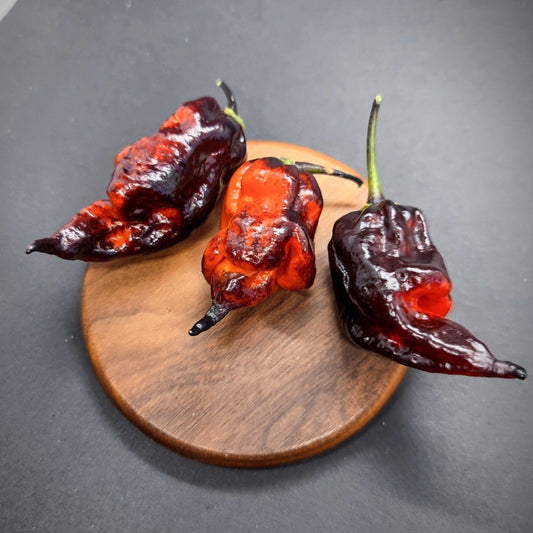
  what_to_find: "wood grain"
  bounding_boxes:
[81,141,407,467]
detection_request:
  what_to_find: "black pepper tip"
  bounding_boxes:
[514,366,527,380]
[25,238,54,255]
[188,302,229,337]
[188,324,204,336]
[188,315,215,336]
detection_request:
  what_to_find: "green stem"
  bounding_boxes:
[279,158,363,187]
[366,94,384,204]
[223,107,246,130]
[216,79,246,129]
[292,161,363,187]
[216,79,238,112]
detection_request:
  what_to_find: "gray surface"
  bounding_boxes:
[1,1,532,532]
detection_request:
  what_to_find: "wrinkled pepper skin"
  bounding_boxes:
[329,202,526,378]
[26,86,246,261]
[189,157,324,335]
[328,96,526,379]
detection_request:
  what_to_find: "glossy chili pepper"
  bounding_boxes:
[189,157,363,335]
[26,81,246,261]
[328,95,526,379]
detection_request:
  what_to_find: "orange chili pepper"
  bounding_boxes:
[189,157,362,335]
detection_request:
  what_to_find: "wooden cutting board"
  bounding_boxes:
[81,140,407,467]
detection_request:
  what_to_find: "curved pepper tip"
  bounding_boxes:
[491,358,527,380]
[189,302,230,336]
[26,239,51,255]
[514,365,527,380]
[188,324,205,337]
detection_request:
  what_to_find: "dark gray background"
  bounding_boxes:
[1,1,532,532]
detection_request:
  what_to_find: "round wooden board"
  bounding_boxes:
[81,140,407,468]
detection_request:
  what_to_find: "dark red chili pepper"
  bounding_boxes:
[26,81,246,261]
[328,95,526,379]
[189,157,363,335]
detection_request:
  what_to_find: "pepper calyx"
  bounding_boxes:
[279,156,293,165]
[223,107,246,130]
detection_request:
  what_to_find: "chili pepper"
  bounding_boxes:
[328,95,526,379]
[26,81,246,261]
[189,157,363,336]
